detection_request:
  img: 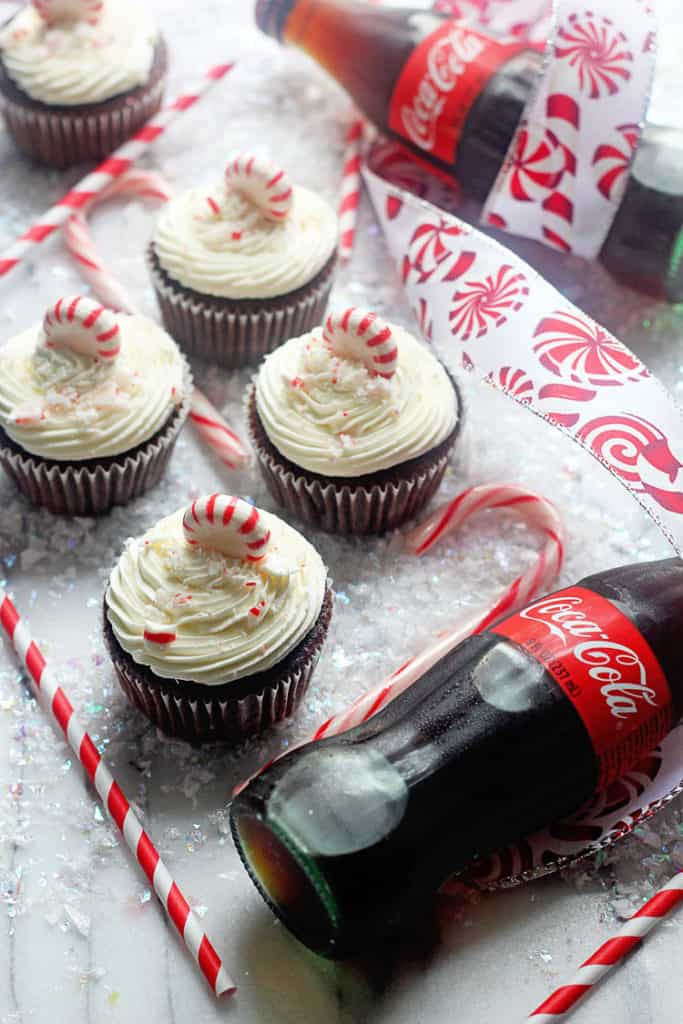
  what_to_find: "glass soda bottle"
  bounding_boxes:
[255,0,683,301]
[231,557,683,958]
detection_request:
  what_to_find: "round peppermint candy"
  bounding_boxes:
[42,296,120,361]
[33,0,104,26]
[223,153,293,222]
[322,308,398,379]
[183,494,271,562]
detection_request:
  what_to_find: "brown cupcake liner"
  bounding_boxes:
[0,362,192,516]
[248,388,461,535]
[0,40,167,168]
[103,587,334,745]
[147,246,337,369]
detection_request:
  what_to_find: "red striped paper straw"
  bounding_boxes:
[527,871,683,1020]
[0,62,234,279]
[337,116,367,263]
[235,483,565,794]
[0,585,235,998]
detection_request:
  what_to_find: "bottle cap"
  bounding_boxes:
[254,0,294,41]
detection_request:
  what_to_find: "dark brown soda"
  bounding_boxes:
[231,558,683,958]
[256,0,683,300]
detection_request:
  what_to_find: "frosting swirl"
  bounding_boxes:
[254,324,459,477]
[0,2,158,106]
[0,314,187,461]
[152,182,338,300]
[105,507,327,686]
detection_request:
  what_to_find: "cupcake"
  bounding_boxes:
[104,494,333,743]
[147,152,338,368]
[249,308,462,535]
[0,296,191,515]
[0,0,166,168]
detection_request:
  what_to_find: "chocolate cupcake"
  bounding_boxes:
[0,296,191,515]
[0,1,167,168]
[148,152,338,368]
[249,309,462,535]
[104,494,333,744]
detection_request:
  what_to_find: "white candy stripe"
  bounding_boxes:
[12,621,32,663]
[122,808,143,852]
[38,666,59,703]
[0,585,235,996]
[183,910,206,960]
[152,860,174,905]
[0,63,234,279]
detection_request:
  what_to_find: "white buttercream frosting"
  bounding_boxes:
[152,182,338,300]
[105,507,328,686]
[0,2,158,106]
[0,314,186,461]
[254,324,459,477]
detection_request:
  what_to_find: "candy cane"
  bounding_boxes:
[0,62,234,280]
[33,0,103,25]
[42,295,120,360]
[62,171,250,471]
[526,871,683,1021]
[338,117,366,263]
[322,308,398,378]
[0,585,235,997]
[222,154,293,221]
[235,483,565,794]
[183,494,270,561]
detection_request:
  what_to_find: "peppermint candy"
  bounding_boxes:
[33,0,104,26]
[42,296,120,361]
[183,494,271,563]
[224,154,293,222]
[322,308,398,379]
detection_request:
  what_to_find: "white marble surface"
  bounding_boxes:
[0,1,682,1022]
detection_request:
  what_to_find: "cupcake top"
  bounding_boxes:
[105,495,328,686]
[254,309,459,477]
[152,153,338,300]
[0,0,158,106]
[0,297,187,462]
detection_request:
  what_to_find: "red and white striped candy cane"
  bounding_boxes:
[0,62,234,280]
[0,585,235,998]
[223,154,293,221]
[62,171,250,471]
[323,307,398,378]
[338,117,367,263]
[183,494,271,561]
[235,483,565,794]
[42,295,120,360]
[527,871,683,1021]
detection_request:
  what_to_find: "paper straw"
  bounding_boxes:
[526,871,683,1020]
[337,116,367,263]
[62,171,250,470]
[0,585,235,996]
[235,483,565,793]
[0,62,234,279]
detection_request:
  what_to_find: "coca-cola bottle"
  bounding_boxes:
[231,557,683,958]
[255,0,683,301]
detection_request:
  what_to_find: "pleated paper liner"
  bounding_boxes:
[147,245,337,368]
[103,586,334,745]
[0,359,192,516]
[247,382,463,535]
[456,725,683,890]
[0,39,168,168]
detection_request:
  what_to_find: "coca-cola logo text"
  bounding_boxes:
[400,28,485,152]
[521,596,659,721]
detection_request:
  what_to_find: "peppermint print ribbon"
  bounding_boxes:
[363,163,683,552]
[483,0,656,258]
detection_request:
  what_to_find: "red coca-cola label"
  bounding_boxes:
[491,587,673,789]
[388,22,528,164]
